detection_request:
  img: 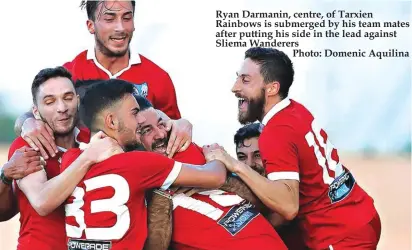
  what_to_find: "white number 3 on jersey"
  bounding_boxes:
[65,174,131,240]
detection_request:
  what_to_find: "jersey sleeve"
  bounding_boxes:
[8,137,30,160]
[128,151,182,190]
[259,125,300,181]
[60,148,82,173]
[153,73,181,120]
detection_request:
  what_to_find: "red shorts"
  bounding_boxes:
[328,212,381,250]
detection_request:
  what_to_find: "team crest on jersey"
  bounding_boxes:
[133,83,148,98]
[68,238,112,250]
[217,201,259,236]
[328,171,356,204]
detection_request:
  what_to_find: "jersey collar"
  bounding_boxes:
[57,127,81,153]
[261,97,291,126]
[87,47,141,78]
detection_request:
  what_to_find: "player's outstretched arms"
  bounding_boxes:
[173,160,227,189]
[144,189,173,250]
[18,133,123,216]
[204,147,299,221]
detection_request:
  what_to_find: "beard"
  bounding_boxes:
[118,120,144,152]
[124,141,145,152]
[95,30,132,58]
[252,164,266,176]
[39,112,78,137]
[238,89,266,125]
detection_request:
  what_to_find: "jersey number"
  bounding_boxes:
[65,174,131,240]
[305,120,343,185]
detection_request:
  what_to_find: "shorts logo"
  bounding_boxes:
[328,171,356,204]
[133,83,148,98]
[217,201,259,236]
[68,238,112,250]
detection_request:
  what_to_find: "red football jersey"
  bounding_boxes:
[61,150,182,250]
[171,143,286,250]
[259,98,376,249]
[8,127,90,250]
[63,49,181,120]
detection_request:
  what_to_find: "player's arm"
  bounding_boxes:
[204,127,299,221]
[14,111,34,136]
[172,160,227,188]
[221,175,287,228]
[144,190,173,250]
[0,146,43,221]
[140,153,226,190]
[18,135,122,216]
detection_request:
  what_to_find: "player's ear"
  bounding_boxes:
[32,105,41,120]
[86,19,95,34]
[76,95,80,110]
[105,113,118,131]
[265,82,280,97]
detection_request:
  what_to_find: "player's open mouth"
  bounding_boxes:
[238,97,248,111]
[153,142,167,154]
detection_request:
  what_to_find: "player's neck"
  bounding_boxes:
[261,96,282,121]
[55,131,76,151]
[95,48,130,75]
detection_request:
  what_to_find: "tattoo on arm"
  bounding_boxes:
[220,176,270,214]
[144,191,173,250]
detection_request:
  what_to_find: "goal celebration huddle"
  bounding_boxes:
[0,1,380,250]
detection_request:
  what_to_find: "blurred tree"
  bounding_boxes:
[0,94,17,143]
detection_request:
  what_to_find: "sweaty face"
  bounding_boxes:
[92,1,134,57]
[114,94,146,151]
[34,77,78,136]
[236,137,264,176]
[232,58,266,124]
[136,108,169,156]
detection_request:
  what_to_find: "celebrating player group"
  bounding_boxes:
[0,1,381,250]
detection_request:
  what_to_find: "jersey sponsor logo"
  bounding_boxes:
[217,201,259,236]
[68,238,112,250]
[328,171,355,203]
[133,83,148,98]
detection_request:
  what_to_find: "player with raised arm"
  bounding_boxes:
[206,47,381,249]
[2,66,122,250]
[133,96,287,250]
[62,79,227,250]
[14,0,192,161]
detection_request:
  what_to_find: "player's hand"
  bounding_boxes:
[165,118,192,158]
[84,131,124,164]
[21,118,58,160]
[3,146,44,180]
[203,144,238,173]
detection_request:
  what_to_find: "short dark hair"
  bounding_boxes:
[80,0,136,21]
[234,123,261,149]
[31,66,73,103]
[75,79,104,99]
[134,94,153,111]
[79,79,135,132]
[245,47,294,98]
